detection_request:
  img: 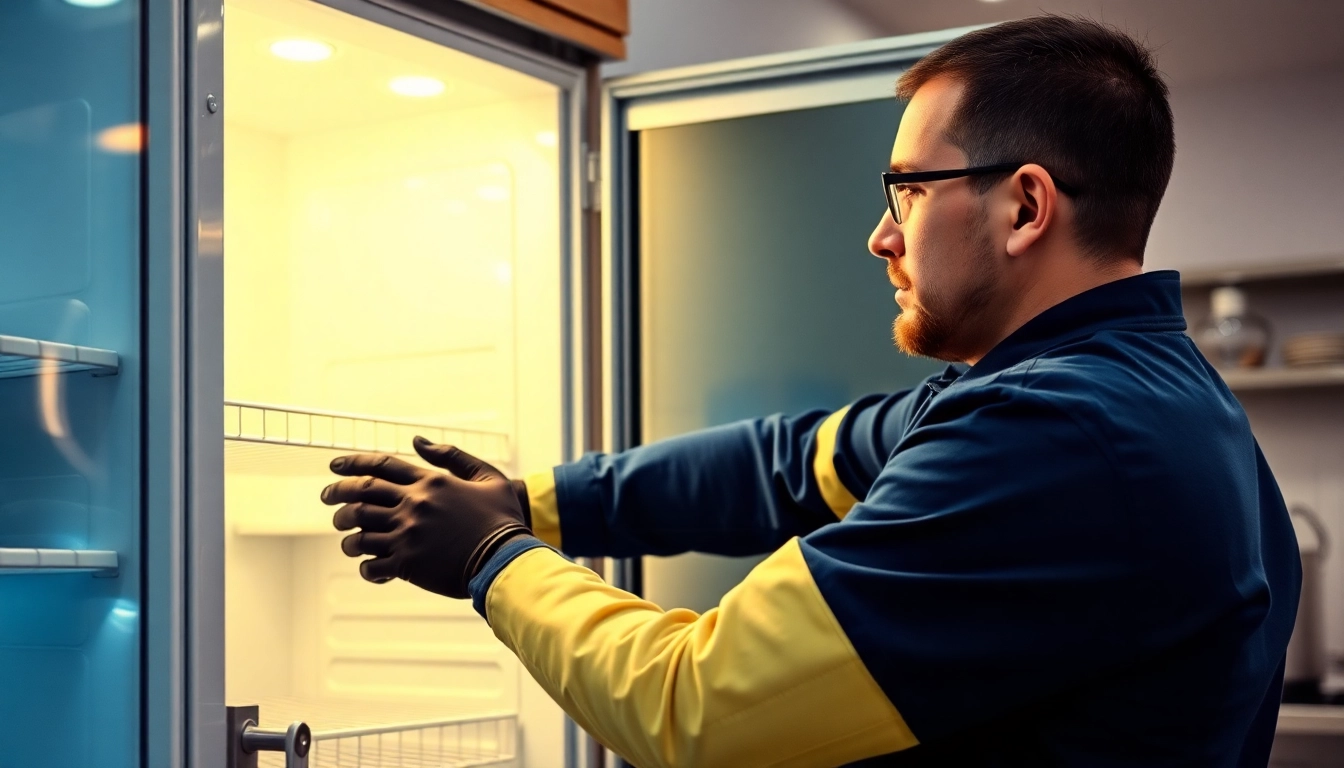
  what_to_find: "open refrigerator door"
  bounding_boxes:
[222,0,571,763]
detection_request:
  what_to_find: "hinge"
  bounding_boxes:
[584,147,601,212]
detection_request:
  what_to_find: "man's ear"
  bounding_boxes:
[1005,163,1058,258]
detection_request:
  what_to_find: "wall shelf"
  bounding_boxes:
[0,547,118,575]
[252,697,517,768]
[223,400,511,476]
[1220,365,1344,392]
[1279,704,1344,736]
[1178,257,1344,288]
[0,334,119,380]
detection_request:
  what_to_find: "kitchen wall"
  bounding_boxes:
[1147,64,1344,273]
[601,0,880,78]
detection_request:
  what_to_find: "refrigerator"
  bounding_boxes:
[0,1,959,765]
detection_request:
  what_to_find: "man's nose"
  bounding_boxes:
[868,209,903,260]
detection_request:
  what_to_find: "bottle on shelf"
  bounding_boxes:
[1193,286,1271,369]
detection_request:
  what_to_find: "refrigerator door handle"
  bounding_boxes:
[226,705,311,768]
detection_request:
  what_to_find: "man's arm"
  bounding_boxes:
[469,385,1250,767]
[525,377,946,558]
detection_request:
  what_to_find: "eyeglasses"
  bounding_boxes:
[881,162,1082,224]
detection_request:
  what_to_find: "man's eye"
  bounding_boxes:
[897,185,920,199]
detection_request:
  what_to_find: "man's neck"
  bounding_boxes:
[963,254,1143,366]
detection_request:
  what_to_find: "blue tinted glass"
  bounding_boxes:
[637,99,942,611]
[0,1,142,765]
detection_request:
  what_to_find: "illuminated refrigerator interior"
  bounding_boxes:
[221,0,567,763]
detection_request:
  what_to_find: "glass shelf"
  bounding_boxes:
[1220,365,1344,392]
[223,400,512,476]
[0,548,118,575]
[0,334,119,380]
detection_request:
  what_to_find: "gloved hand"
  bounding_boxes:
[320,436,531,599]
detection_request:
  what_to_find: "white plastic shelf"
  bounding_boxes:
[0,334,119,380]
[1221,365,1344,392]
[0,548,117,575]
[253,698,517,768]
[223,401,511,477]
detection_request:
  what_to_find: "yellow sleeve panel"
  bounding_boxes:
[485,538,918,767]
[813,407,861,519]
[525,469,562,549]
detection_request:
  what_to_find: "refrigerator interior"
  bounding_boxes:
[222,0,566,763]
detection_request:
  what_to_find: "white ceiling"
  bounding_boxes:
[833,0,1344,85]
[224,0,555,137]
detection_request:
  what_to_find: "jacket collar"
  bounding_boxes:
[958,270,1187,382]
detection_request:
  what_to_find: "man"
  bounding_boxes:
[320,15,1300,767]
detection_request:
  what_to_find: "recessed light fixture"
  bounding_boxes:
[476,185,510,202]
[270,39,333,62]
[389,76,445,98]
[64,0,122,7]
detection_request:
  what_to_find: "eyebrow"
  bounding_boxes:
[888,161,923,173]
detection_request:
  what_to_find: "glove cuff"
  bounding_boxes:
[463,523,532,593]
[511,478,532,529]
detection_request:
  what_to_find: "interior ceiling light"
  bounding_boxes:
[535,131,558,148]
[64,0,122,7]
[270,39,333,62]
[476,185,510,202]
[390,76,445,98]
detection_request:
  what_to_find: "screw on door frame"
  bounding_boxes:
[207,94,219,114]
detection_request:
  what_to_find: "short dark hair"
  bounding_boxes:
[897,15,1175,262]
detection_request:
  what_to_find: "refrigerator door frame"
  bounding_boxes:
[598,27,980,594]
[176,0,593,765]
[142,0,225,765]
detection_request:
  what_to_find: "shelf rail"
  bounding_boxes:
[223,401,512,472]
[0,334,119,380]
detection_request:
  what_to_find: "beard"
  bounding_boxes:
[890,210,999,362]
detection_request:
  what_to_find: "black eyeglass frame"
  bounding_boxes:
[881,162,1082,224]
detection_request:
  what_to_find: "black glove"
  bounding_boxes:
[320,437,531,599]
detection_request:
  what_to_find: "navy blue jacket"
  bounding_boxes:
[473,271,1300,767]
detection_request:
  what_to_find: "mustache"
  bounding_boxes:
[887,262,912,291]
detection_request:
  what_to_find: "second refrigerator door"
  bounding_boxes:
[604,32,964,610]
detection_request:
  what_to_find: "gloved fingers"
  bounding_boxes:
[413,437,504,481]
[332,502,397,532]
[321,476,405,507]
[342,530,397,558]
[329,453,426,485]
[359,555,400,584]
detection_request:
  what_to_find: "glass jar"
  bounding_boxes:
[1193,286,1271,368]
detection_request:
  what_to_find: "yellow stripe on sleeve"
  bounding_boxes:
[485,538,917,767]
[814,407,861,518]
[524,469,561,549]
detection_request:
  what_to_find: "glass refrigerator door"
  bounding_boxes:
[602,31,967,611]
[0,1,144,765]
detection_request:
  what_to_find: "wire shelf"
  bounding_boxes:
[223,401,512,476]
[253,698,517,768]
[0,334,119,380]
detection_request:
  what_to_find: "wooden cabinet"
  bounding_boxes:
[471,0,628,59]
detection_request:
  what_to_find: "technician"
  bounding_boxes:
[320,15,1300,767]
